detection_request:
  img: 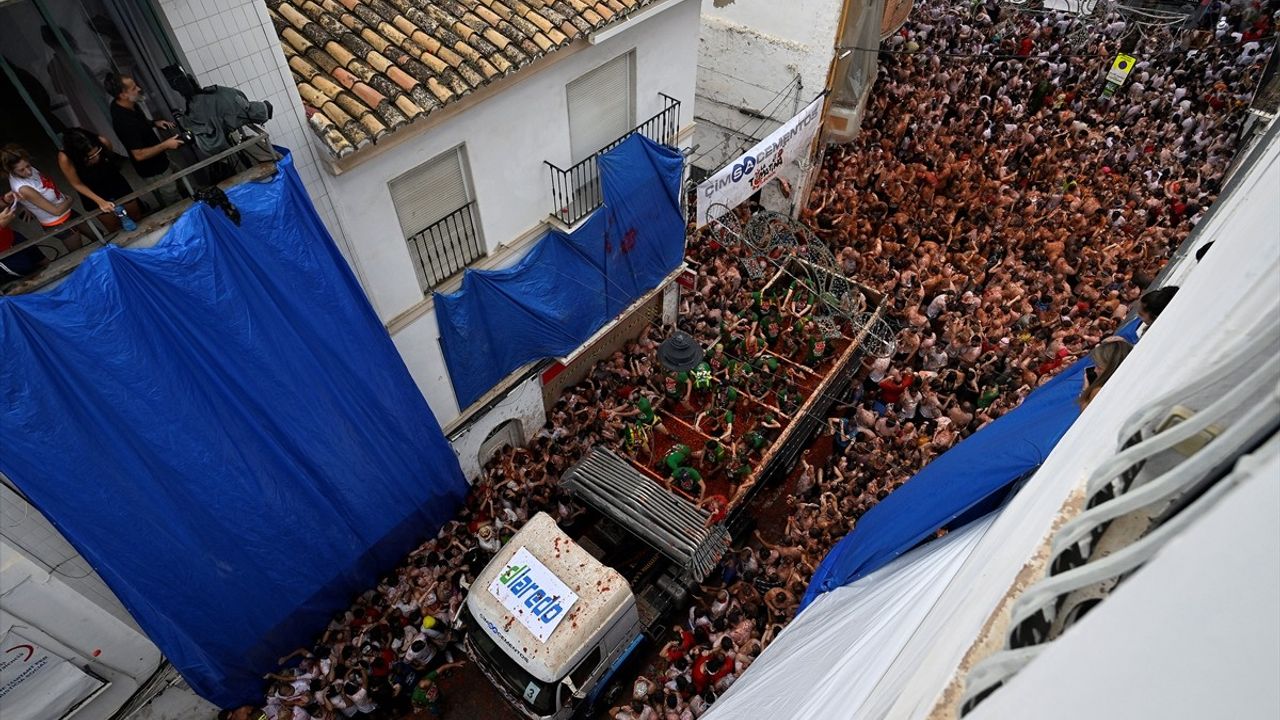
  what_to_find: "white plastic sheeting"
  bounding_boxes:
[967,437,1280,720]
[704,514,997,720]
[879,118,1280,720]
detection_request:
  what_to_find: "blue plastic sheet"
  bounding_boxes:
[801,322,1141,610]
[0,151,467,707]
[436,134,685,408]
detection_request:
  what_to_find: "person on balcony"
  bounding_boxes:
[2,144,85,253]
[57,128,142,234]
[0,192,47,279]
[105,72,184,206]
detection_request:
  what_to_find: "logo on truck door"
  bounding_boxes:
[489,547,581,643]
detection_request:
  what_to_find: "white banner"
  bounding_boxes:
[487,547,580,643]
[0,630,104,720]
[696,96,824,227]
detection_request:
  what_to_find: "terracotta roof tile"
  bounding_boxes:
[270,0,657,158]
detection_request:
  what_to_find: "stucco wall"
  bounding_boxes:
[446,371,549,481]
[320,0,700,320]
[157,0,700,427]
[317,0,700,425]
[693,0,842,172]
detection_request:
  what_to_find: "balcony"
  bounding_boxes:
[1,128,278,295]
[405,200,483,292]
[546,93,681,226]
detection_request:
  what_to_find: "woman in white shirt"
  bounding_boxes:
[2,144,84,251]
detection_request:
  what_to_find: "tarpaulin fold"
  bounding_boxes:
[435,134,685,408]
[705,514,997,720]
[0,150,467,707]
[802,322,1141,609]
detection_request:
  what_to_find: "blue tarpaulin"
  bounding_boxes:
[0,151,467,707]
[801,323,1141,610]
[436,134,685,408]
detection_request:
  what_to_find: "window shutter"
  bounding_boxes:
[567,52,634,163]
[388,148,470,238]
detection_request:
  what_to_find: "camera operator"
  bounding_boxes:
[105,72,184,207]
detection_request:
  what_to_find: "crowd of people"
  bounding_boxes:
[237,0,1271,718]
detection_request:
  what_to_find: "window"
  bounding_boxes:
[389,146,484,293]
[566,52,635,163]
[569,646,603,689]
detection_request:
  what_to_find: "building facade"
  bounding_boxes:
[691,0,887,181]
[0,1,700,718]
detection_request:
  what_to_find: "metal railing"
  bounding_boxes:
[546,93,681,226]
[0,127,277,268]
[406,200,483,293]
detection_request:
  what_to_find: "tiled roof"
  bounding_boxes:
[267,0,658,159]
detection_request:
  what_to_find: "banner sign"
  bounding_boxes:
[1105,53,1137,85]
[0,630,104,720]
[487,547,580,643]
[696,96,824,227]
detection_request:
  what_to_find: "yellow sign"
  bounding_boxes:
[1106,53,1137,85]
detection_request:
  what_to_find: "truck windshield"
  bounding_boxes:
[465,609,559,716]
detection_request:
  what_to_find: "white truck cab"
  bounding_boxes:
[463,512,644,719]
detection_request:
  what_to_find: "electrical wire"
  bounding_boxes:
[688,75,803,169]
[697,64,790,94]
[688,78,798,169]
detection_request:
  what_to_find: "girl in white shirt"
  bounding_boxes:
[2,144,84,251]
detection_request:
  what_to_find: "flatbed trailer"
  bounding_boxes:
[461,261,887,720]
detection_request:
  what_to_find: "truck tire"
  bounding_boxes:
[601,678,626,708]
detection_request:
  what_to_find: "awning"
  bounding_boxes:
[561,448,732,581]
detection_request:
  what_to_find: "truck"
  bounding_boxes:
[460,262,888,719]
[461,512,677,719]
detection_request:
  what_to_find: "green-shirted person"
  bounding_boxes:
[664,368,691,407]
[672,465,704,500]
[663,443,693,476]
[409,659,466,716]
[719,385,740,406]
[729,451,752,483]
[764,315,784,346]
[776,385,792,413]
[622,422,651,459]
[977,385,1000,409]
[721,406,735,431]
[748,290,764,318]
[806,331,830,366]
[707,343,726,373]
[743,429,767,454]
[692,361,714,394]
[778,383,801,415]
[700,438,728,468]
[756,356,779,394]
[636,394,657,425]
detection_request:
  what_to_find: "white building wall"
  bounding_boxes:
[1,481,218,719]
[693,0,842,172]
[322,0,700,317]
[446,372,549,480]
[316,0,700,426]
[152,0,700,428]
[155,0,363,281]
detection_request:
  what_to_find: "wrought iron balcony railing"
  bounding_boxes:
[546,93,680,226]
[406,200,483,293]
